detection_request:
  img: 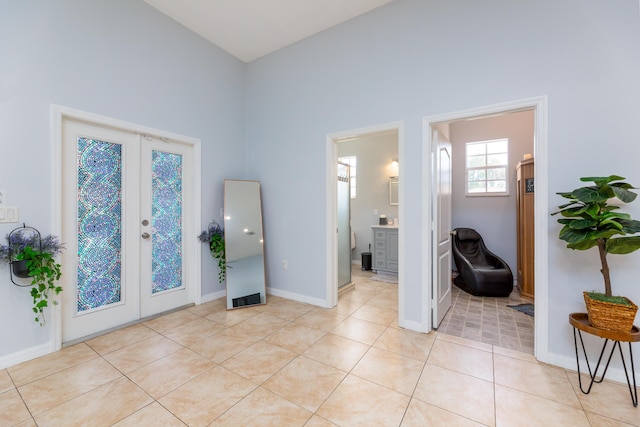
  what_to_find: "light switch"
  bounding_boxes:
[7,207,17,221]
[0,207,18,223]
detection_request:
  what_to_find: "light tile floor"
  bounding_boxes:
[1,268,637,426]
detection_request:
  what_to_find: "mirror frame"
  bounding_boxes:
[223,179,267,309]
[389,176,399,206]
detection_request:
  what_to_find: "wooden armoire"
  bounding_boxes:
[516,158,535,299]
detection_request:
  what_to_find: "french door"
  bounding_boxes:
[61,119,195,342]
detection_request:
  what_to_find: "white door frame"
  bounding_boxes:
[422,95,549,362]
[325,122,405,314]
[51,104,202,349]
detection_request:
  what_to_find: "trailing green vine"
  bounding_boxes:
[209,232,226,283]
[198,221,226,284]
[15,246,63,325]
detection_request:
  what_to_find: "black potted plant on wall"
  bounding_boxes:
[553,175,640,332]
[0,227,64,325]
[198,221,226,283]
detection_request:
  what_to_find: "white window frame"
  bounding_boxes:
[338,155,357,199]
[465,138,509,196]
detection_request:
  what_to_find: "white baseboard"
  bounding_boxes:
[200,289,226,304]
[266,286,329,308]
[0,342,56,370]
[399,318,430,333]
[544,350,637,386]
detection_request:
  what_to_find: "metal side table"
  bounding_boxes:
[569,313,640,406]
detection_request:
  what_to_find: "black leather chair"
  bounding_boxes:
[451,227,513,297]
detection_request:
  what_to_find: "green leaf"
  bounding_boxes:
[601,205,621,212]
[567,240,599,250]
[568,219,597,230]
[591,229,622,240]
[598,218,624,232]
[612,186,638,203]
[619,218,640,234]
[601,211,631,220]
[606,236,640,254]
[610,182,637,190]
[557,201,581,210]
[559,227,591,243]
[580,175,625,185]
[556,191,577,199]
[572,187,607,204]
[559,226,619,246]
[584,204,601,219]
[560,206,589,217]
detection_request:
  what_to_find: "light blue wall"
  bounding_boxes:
[246,0,640,364]
[0,0,246,359]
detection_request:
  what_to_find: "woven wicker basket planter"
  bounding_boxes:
[583,292,638,333]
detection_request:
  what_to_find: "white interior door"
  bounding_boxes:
[61,119,194,342]
[432,129,452,327]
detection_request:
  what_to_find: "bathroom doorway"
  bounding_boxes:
[325,123,403,313]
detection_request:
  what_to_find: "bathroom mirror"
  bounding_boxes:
[224,180,266,309]
[389,176,399,206]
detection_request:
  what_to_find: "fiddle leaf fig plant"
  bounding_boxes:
[553,175,640,298]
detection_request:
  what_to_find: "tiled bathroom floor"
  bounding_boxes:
[0,268,636,426]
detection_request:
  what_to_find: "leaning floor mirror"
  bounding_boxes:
[224,179,267,309]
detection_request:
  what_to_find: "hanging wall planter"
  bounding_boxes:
[11,259,30,279]
[1,224,65,325]
[198,221,227,284]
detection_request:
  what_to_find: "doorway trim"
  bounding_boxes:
[325,121,405,314]
[422,95,549,361]
[51,104,202,350]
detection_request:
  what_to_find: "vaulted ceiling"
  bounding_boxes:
[143,0,394,63]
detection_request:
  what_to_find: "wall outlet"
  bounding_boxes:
[373,208,378,215]
[0,189,6,206]
[282,260,288,270]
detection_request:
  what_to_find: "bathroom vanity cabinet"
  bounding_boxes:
[372,225,398,274]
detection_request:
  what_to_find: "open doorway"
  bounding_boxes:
[424,96,548,359]
[325,122,403,315]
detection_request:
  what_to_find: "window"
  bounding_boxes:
[338,156,357,198]
[465,139,509,195]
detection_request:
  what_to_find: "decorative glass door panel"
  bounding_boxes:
[77,138,123,312]
[139,140,192,318]
[151,150,183,294]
